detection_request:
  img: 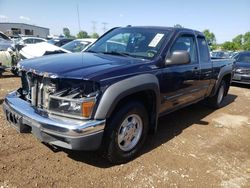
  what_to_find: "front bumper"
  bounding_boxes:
[2,91,106,151]
[232,73,250,84]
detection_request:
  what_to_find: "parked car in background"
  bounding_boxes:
[62,38,96,52]
[16,36,47,50]
[19,42,70,60]
[47,38,73,47]
[230,51,239,59]
[210,51,230,58]
[227,51,235,58]
[0,31,14,50]
[232,51,250,84]
[18,36,47,45]
[19,38,96,59]
[0,31,20,76]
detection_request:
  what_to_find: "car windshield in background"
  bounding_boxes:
[86,27,170,60]
[47,38,73,47]
[0,32,11,41]
[211,51,229,58]
[62,40,91,52]
[236,53,250,63]
[0,33,13,50]
[47,39,59,45]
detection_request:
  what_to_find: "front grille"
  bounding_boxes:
[30,80,45,108]
[242,69,250,74]
[237,69,250,74]
[21,72,56,109]
[241,77,250,82]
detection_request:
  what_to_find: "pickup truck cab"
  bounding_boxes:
[3,26,234,163]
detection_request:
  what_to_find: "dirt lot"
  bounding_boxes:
[0,72,250,188]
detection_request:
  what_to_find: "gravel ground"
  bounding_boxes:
[0,72,250,188]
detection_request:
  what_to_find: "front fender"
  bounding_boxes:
[94,74,160,119]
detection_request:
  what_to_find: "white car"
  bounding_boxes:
[15,36,47,51]
[62,38,96,52]
[19,38,96,60]
[17,36,47,45]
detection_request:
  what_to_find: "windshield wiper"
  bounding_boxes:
[101,51,131,57]
[86,50,133,58]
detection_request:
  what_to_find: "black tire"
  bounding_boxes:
[102,101,149,164]
[0,69,3,77]
[11,67,19,76]
[206,80,227,109]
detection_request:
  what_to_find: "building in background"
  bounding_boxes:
[0,22,49,38]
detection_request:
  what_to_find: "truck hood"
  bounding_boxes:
[235,61,250,69]
[19,52,147,80]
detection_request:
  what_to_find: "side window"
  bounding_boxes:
[61,40,70,46]
[197,37,210,63]
[238,54,250,63]
[34,39,44,43]
[24,38,33,44]
[171,35,198,63]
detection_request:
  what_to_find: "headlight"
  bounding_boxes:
[49,96,96,119]
[235,69,242,73]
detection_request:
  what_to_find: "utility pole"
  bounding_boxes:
[77,4,81,31]
[102,22,108,33]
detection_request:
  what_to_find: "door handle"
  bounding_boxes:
[192,67,199,75]
[193,67,198,70]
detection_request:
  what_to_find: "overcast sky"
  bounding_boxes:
[0,0,249,43]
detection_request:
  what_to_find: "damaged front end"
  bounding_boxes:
[3,61,106,151]
[19,70,101,120]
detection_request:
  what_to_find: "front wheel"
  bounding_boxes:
[102,102,149,164]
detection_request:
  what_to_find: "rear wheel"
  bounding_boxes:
[102,101,149,164]
[206,80,227,108]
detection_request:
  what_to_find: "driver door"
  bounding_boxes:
[159,33,202,114]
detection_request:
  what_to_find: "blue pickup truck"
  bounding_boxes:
[3,26,234,163]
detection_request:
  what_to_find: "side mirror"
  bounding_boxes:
[165,51,191,65]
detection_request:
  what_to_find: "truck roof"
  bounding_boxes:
[124,26,204,37]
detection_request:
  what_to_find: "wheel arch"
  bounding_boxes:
[210,67,232,97]
[94,74,160,132]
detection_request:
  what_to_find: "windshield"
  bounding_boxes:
[62,40,91,52]
[237,53,250,63]
[86,27,170,60]
[47,39,59,45]
[211,51,229,58]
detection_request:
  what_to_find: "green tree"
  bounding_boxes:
[243,32,250,50]
[174,24,183,28]
[91,32,99,38]
[232,34,243,47]
[210,44,218,51]
[203,29,216,45]
[63,27,71,38]
[221,41,239,51]
[77,31,89,39]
